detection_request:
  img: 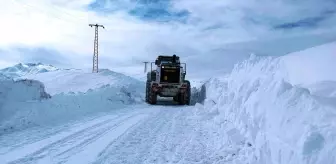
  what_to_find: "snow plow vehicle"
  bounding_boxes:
[145,55,191,105]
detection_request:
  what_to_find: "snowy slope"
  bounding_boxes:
[281,41,336,98]
[197,42,336,164]
[282,41,336,86]
[0,63,58,78]
[306,81,336,98]
[21,68,144,96]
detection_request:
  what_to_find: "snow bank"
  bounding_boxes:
[0,69,145,134]
[199,43,336,164]
[0,79,51,132]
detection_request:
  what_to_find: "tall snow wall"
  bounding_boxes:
[199,55,336,164]
[0,79,51,132]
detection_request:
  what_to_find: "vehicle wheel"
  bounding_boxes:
[184,80,191,105]
[178,92,185,105]
[173,96,178,102]
[145,81,150,103]
[148,87,157,104]
[150,71,156,81]
[178,80,191,105]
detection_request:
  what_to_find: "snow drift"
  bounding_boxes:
[0,79,51,133]
[0,69,145,134]
[198,42,336,164]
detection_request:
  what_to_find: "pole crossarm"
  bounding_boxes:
[143,61,149,73]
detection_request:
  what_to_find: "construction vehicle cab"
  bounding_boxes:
[145,55,190,105]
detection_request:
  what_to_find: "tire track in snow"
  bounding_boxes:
[93,106,211,164]
[93,107,176,164]
[0,114,120,164]
[0,113,117,152]
[6,111,143,164]
[54,113,144,163]
[64,113,148,164]
[93,106,243,164]
[2,104,248,164]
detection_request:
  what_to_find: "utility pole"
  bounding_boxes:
[143,61,149,73]
[89,23,105,73]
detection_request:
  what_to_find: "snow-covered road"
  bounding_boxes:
[2,41,336,164]
[0,104,243,164]
[0,106,147,164]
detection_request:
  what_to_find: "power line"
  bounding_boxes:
[89,24,105,73]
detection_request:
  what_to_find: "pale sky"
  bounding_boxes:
[0,0,335,72]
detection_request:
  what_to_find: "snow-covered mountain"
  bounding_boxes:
[0,63,59,78]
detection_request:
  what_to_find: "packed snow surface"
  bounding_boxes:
[0,41,335,164]
[1,105,242,164]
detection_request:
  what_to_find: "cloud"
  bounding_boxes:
[172,0,336,32]
[274,10,336,29]
[88,0,190,22]
[0,0,336,72]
